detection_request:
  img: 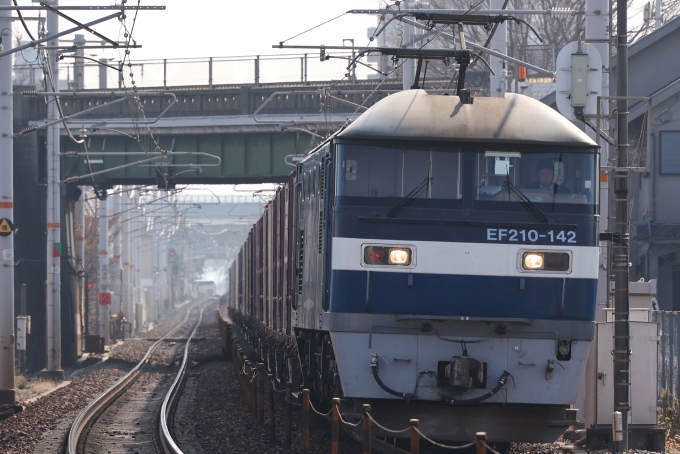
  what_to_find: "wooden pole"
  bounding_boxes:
[362,404,371,454]
[244,360,252,408]
[331,398,340,454]
[476,432,487,454]
[285,381,292,450]
[252,362,258,418]
[410,419,420,454]
[258,363,265,428]
[303,389,310,453]
[268,373,275,442]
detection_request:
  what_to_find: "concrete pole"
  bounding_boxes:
[0,0,16,405]
[74,188,85,348]
[121,190,130,322]
[401,1,415,91]
[583,0,611,427]
[99,58,107,89]
[126,191,134,330]
[111,190,121,316]
[98,195,110,346]
[655,0,661,29]
[152,222,159,318]
[73,34,85,90]
[44,0,63,379]
[489,0,507,97]
[132,197,144,332]
[130,203,137,331]
[613,0,631,447]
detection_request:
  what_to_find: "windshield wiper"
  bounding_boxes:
[502,181,549,223]
[387,177,432,218]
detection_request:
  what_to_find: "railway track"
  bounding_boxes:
[66,300,209,454]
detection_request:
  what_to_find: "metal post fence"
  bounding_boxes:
[209,57,213,89]
[255,55,260,87]
[653,311,680,400]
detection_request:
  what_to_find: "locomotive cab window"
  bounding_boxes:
[336,143,598,215]
[475,149,598,213]
[336,144,462,208]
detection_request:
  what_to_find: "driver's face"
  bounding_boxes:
[537,168,554,187]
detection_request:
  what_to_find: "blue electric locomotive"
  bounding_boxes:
[228,89,599,443]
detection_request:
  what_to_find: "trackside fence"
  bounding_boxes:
[217,310,578,454]
[653,311,680,399]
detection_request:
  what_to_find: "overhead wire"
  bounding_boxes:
[14,0,36,41]
[277,11,348,46]
[113,0,175,189]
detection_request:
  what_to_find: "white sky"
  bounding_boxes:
[13,0,387,87]
[14,0,652,87]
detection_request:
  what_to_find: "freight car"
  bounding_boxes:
[228,89,599,443]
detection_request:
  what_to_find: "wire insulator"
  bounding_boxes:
[20,126,38,135]
[22,90,37,98]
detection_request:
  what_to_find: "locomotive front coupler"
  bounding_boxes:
[441,370,513,405]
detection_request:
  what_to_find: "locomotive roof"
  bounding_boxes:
[337,90,598,148]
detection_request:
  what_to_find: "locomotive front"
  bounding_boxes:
[319,90,600,442]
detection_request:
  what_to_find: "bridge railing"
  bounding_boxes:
[175,195,270,205]
[13,52,401,90]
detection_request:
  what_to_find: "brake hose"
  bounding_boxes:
[442,371,512,405]
[370,356,414,399]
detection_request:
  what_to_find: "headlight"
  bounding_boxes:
[523,252,544,270]
[388,248,411,265]
[521,251,570,272]
[364,245,413,266]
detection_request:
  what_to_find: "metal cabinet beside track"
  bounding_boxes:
[595,309,658,425]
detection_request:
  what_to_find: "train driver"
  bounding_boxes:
[524,158,570,194]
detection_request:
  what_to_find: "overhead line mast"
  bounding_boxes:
[0,1,165,399]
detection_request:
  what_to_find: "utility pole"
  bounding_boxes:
[613,0,631,448]
[0,0,16,405]
[402,1,415,90]
[44,0,64,379]
[98,194,110,346]
[99,58,107,90]
[122,190,130,324]
[583,0,611,427]
[489,0,507,97]
[74,34,85,90]
[134,196,142,326]
[74,188,85,355]
[111,190,121,317]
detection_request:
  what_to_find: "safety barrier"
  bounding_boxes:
[217,312,577,454]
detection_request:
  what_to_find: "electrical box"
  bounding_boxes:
[555,41,602,121]
[16,316,27,351]
[570,53,588,107]
[604,308,650,322]
[596,317,658,425]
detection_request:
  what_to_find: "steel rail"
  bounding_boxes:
[67,303,201,454]
[159,305,207,453]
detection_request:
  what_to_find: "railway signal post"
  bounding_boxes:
[0,0,15,405]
